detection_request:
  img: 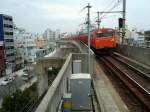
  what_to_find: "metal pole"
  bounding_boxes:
[97,11,100,30]
[122,0,126,44]
[87,3,91,73]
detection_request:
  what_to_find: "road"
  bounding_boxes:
[0,76,26,99]
[0,66,36,106]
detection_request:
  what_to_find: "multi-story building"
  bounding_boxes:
[14,26,25,70]
[124,29,132,45]
[24,33,36,63]
[43,28,60,40]
[14,26,37,65]
[135,32,145,47]
[0,46,5,77]
[35,37,48,49]
[0,14,15,75]
[144,30,150,48]
[14,48,24,70]
[55,29,60,39]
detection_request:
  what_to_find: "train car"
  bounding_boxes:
[77,28,116,50]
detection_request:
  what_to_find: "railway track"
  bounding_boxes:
[97,54,150,111]
[112,52,150,77]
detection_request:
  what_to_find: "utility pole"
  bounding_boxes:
[122,0,126,44]
[87,3,91,73]
[96,11,101,30]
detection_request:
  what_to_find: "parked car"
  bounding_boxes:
[13,73,18,78]
[8,76,15,81]
[22,73,29,81]
[0,79,10,86]
[23,69,28,73]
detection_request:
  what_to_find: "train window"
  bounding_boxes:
[91,35,93,38]
[97,32,113,38]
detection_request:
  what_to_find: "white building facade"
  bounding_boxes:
[14,27,36,64]
[43,28,60,40]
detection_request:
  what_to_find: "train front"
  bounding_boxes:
[94,28,116,50]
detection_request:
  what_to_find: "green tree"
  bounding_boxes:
[2,96,13,112]
[1,83,37,112]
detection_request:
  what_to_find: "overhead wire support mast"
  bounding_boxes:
[96,11,101,29]
[86,3,91,73]
[122,0,126,44]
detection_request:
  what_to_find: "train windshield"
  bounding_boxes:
[97,32,113,38]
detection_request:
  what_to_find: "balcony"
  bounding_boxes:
[5,42,14,46]
[4,35,13,39]
[5,49,15,55]
[4,27,13,32]
[6,56,15,62]
[3,19,13,26]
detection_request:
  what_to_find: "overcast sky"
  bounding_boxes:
[0,0,150,33]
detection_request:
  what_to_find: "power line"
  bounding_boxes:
[100,0,122,19]
[100,0,119,17]
[101,0,117,14]
[100,4,120,19]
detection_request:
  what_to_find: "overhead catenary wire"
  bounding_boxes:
[100,0,122,20]
[101,0,118,15]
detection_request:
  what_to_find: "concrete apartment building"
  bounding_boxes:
[136,32,145,47]
[0,46,5,77]
[14,26,37,64]
[35,37,48,49]
[43,28,60,40]
[24,33,36,63]
[0,14,15,76]
[144,30,150,48]
[14,26,25,70]
[116,28,145,47]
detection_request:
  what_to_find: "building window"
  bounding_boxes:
[6,53,14,57]
[5,32,13,36]
[5,39,14,42]
[5,46,14,49]
[4,24,13,28]
[3,17,12,21]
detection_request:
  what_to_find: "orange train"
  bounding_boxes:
[69,28,116,50]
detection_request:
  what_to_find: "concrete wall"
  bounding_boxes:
[72,53,94,75]
[35,54,72,112]
[35,58,65,97]
[35,41,95,112]
[116,44,150,67]
[35,53,95,112]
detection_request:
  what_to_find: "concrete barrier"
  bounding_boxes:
[35,41,95,112]
[72,53,94,75]
[116,44,150,67]
[35,52,95,112]
[35,54,72,112]
[35,58,65,97]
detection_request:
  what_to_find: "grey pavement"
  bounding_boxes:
[0,76,25,99]
[0,67,37,108]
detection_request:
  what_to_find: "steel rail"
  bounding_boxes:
[99,56,150,110]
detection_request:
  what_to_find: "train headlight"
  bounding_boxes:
[111,38,114,41]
